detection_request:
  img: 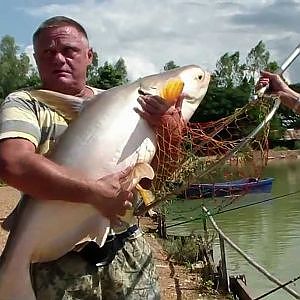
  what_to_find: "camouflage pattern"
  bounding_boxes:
[31,235,160,300]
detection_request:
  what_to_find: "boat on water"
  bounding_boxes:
[182,177,274,199]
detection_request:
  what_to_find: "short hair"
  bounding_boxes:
[33,16,89,46]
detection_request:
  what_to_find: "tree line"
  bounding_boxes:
[0,35,299,140]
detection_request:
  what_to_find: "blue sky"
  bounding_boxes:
[0,0,66,46]
[1,0,300,81]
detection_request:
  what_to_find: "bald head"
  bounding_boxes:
[33,16,89,51]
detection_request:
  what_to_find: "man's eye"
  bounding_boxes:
[64,47,76,56]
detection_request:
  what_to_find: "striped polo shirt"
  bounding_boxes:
[0,87,105,154]
[0,87,140,238]
[0,90,69,155]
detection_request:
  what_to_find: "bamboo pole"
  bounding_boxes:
[219,233,229,291]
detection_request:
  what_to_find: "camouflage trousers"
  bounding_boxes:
[31,235,160,300]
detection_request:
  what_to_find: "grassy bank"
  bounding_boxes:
[141,216,232,299]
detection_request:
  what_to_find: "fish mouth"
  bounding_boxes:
[181,92,194,100]
[183,71,210,100]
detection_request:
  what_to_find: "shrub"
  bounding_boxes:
[294,141,300,150]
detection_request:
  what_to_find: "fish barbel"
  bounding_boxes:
[0,65,210,299]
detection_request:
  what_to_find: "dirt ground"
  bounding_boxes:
[0,186,226,300]
[140,217,226,300]
[0,186,20,252]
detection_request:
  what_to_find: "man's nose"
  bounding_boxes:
[53,52,66,65]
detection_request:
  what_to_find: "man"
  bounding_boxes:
[258,71,300,112]
[0,16,181,299]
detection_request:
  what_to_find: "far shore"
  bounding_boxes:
[268,149,300,160]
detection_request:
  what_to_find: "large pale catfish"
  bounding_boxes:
[0,65,210,299]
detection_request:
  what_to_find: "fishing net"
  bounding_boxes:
[135,94,279,215]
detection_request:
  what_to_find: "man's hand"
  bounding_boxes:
[135,90,172,126]
[256,70,300,111]
[90,167,134,219]
[135,90,182,128]
[256,71,288,94]
[134,90,186,190]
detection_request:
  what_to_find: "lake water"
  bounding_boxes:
[166,159,300,299]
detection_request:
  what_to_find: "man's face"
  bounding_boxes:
[34,25,93,94]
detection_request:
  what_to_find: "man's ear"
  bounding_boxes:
[87,48,93,65]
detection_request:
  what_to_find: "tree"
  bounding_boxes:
[0,35,31,99]
[25,68,41,89]
[192,41,282,124]
[245,41,278,81]
[87,51,99,87]
[214,51,244,88]
[86,54,129,89]
[190,81,251,122]
[163,60,179,71]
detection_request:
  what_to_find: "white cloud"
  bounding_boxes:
[22,0,300,81]
[24,44,36,68]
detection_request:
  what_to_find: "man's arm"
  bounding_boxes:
[258,71,300,112]
[0,138,132,218]
[135,94,186,188]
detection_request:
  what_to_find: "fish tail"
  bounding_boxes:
[136,184,155,206]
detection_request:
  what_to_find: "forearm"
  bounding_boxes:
[0,148,97,204]
[151,109,186,187]
[156,109,186,155]
[279,89,300,113]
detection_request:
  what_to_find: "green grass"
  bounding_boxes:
[294,141,300,150]
[163,235,202,265]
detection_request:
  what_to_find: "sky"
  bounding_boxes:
[1,0,300,82]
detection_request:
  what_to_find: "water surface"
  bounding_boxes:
[166,159,300,299]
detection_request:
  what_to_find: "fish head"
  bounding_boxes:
[177,65,210,121]
[140,65,210,122]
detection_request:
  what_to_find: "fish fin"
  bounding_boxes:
[96,226,110,248]
[121,163,154,191]
[136,184,155,206]
[119,185,155,222]
[28,89,86,121]
[118,163,154,222]
[75,218,110,249]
